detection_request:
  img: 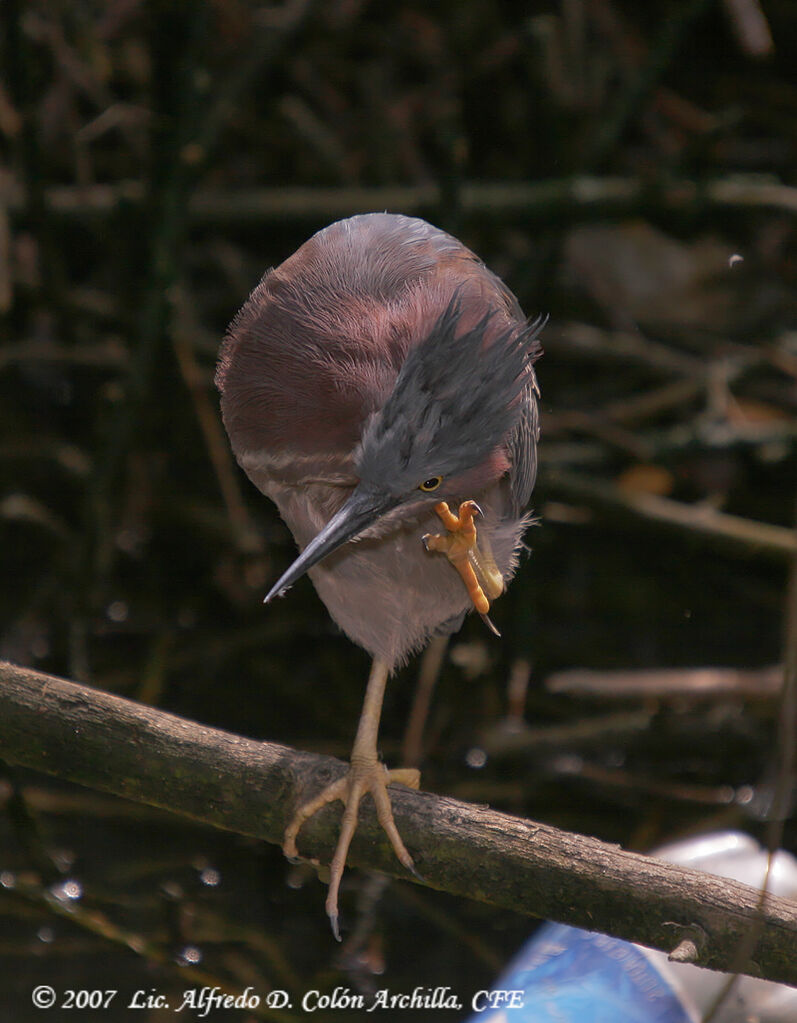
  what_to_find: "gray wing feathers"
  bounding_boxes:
[508,374,540,512]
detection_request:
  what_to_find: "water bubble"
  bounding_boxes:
[176,945,202,966]
[49,879,83,902]
[199,867,221,888]
[107,600,128,623]
[465,747,488,769]
[0,871,16,889]
[729,253,744,267]
[286,864,305,890]
[37,926,55,944]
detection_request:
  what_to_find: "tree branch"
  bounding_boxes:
[1,660,796,985]
[543,468,797,561]
[5,174,797,224]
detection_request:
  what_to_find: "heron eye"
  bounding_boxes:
[419,476,443,492]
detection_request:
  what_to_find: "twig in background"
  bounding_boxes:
[171,287,262,555]
[543,468,797,561]
[8,174,797,224]
[545,664,783,700]
[402,634,449,769]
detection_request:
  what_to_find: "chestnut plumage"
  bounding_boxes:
[217,213,542,668]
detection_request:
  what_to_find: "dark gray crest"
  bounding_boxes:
[355,293,542,496]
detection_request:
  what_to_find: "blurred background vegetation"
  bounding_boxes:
[1,0,796,1019]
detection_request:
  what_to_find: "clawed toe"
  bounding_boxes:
[422,500,505,618]
[283,759,420,939]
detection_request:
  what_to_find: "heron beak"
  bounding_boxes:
[264,485,396,603]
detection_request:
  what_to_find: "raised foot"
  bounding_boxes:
[283,760,421,940]
[422,500,505,618]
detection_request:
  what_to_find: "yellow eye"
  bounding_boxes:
[419,476,443,492]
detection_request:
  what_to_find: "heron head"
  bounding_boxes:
[264,293,542,603]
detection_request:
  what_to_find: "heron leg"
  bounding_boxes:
[422,500,505,615]
[282,658,420,940]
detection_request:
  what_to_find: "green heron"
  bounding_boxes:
[216,213,542,937]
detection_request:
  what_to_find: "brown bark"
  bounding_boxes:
[1,660,796,985]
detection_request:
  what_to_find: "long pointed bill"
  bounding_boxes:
[264,485,396,603]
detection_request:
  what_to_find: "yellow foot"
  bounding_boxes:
[422,500,505,617]
[283,760,420,940]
